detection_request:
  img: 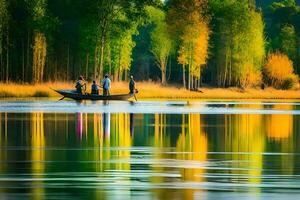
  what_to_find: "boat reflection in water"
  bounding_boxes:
[0,103,300,199]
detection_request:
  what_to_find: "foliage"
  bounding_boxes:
[28,0,48,83]
[273,25,297,61]
[148,6,172,85]
[178,18,209,79]
[106,11,140,81]
[0,0,8,81]
[109,25,137,80]
[209,0,265,88]
[282,74,299,89]
[267,0,300,74]
[32,32,46,83]
[83,0,161,80]
[2,0,300,91]
[0,0,8,53]
[167,0,210,89]
[264,52,299,89]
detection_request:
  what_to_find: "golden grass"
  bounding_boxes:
[0,82,73,98]
[1,81,300,100]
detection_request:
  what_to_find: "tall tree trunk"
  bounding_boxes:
[26,31,30,82]
[191,75,194,90]
[22,39,25,83]
[229,52,232,87]
[86,52,89,80]
[223,51,228,87]
[188,64,191,90]
[124,69,127,82]
[182,65,186,89]
[0,51,2,81]
[118,44,121,81]
[67,44,70,81]
[32,32,46,83]
[160,58,166,86]
[118,68,122,81]
[0,26,2,80]
[6,30,9,83]
[99,35,105,81]
[161,67,166,86]
[109,57,112,77]
[55,56,58,81]
[94,46,98,80]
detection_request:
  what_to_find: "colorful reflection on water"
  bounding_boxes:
[0,103,300,199]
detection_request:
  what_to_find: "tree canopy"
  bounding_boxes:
[0,0,299,90]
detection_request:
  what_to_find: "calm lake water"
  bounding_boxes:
[0,100,300,199]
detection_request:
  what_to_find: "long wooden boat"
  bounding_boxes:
[54,89,134,101]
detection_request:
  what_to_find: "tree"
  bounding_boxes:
[273,25,297,62]
[209,0,265,88]
[167,0,210,89]
[0,0,8,82]
[264,52,299,89]
[178,16,209,90]
[87,0,160,81]
[109,21,138,81]
[267,0,300,74]
[148,6,172,85]
[27,0,47,83]
[26,0,58,83]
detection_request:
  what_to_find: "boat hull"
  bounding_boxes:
[54,90,134,101]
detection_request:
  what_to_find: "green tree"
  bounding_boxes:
[268,0,300,74]
[209,0,265,88]
[87,0,160,81]
[273,25,297,62]
[0,0,8,82]
[109,19,138,81]
[148,6,172,85]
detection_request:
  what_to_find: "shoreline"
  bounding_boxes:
[0,82,300,100]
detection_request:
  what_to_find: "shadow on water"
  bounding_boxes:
[0,103,300,199]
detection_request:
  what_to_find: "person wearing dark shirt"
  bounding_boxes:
[129,75,135,94]
[91,80,100,95]
[75,76,86,94]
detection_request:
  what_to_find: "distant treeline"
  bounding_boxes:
[0,0,300,89]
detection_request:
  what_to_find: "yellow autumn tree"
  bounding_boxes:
[264,52,299,89]
[30,0,47,83]
[167,0,210,90]
[178,17,209,90]
[33,33,46,83]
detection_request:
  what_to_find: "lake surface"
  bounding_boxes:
[0,100,300,199]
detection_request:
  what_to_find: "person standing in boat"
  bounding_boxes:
[75,76,86,94]
[91,80,101,95]
[129,75,135,94]
[102,74,111,96]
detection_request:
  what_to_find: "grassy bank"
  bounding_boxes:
[0,82,300,100]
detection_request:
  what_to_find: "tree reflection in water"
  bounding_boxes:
[31,113,45,200]
[0,106,299,199]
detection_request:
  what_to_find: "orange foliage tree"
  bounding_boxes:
[264,52,299,89]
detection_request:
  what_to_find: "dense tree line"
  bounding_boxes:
[0,0,300,90]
